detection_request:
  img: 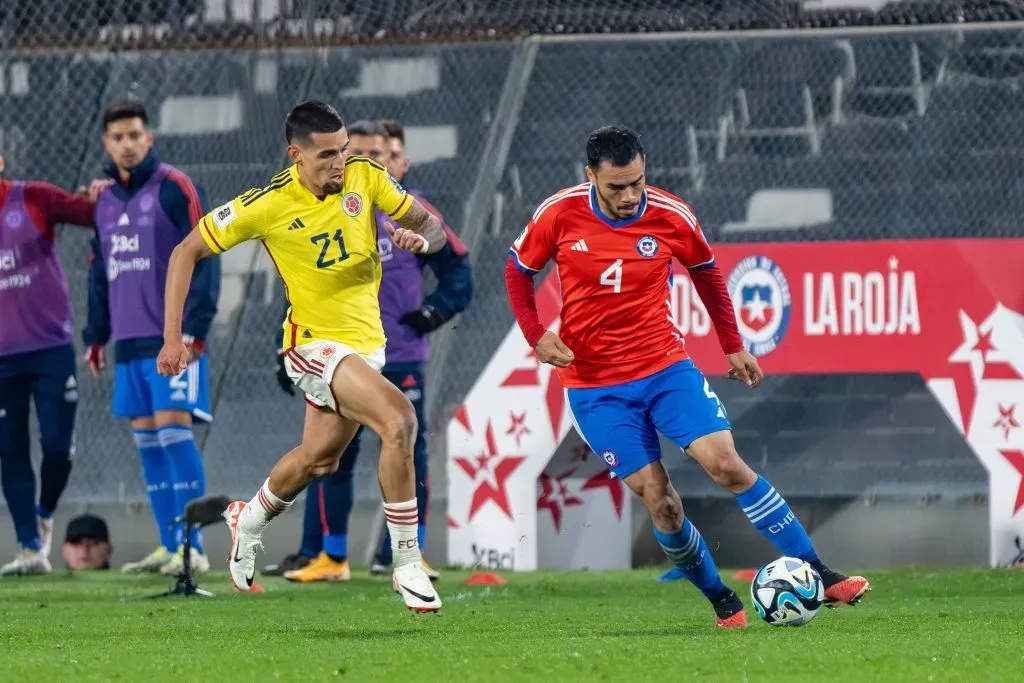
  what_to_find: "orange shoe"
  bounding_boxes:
[711,588,749,629]
[283,552,351,583]
[716,611,749,629]
[824,575,871,608]
[421,558,441,582]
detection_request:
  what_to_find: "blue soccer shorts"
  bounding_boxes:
[566,359,730,480]
[113,356,212,423]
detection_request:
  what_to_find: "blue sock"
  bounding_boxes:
[300,481,324,557]
[735,476,817,562]
[418,524,427,549]
[653,519,727,600]
[321,440,357,560]
[324,533,348,561]
[135,429,177,552]
[158,425,206,555]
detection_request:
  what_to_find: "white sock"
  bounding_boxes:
[385,498,421,568]
[239,479,293,534]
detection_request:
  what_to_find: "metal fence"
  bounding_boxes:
[7,22,1024,505]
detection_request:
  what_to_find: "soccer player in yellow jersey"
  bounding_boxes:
[156,101,447,612]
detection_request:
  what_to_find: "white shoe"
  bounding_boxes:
[38,517,54,558]
[393,562,442,613]
[159,546,211,575]
[225,501,263,592]
[122,547,175,573]
[0,549,53,576]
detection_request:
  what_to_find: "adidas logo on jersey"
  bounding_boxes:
[170,389,187,402]
[287,218,306,231]
[570,239,589,252]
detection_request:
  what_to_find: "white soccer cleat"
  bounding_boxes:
[159,546,211,575]
[122,546,174,573]
[38,517,54,558]
[0,549,53,576]
[392,562,442,613]
[225,501,264,592]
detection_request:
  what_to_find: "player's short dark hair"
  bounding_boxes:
[380,119,405,145]
[586,125,644,169]
[347,119,388,138]
[103,99,148,130]
[285,100,345,144]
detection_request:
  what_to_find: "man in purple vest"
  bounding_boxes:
[83,99,220,575]
[0,156,97,576]
[262,119,473,582]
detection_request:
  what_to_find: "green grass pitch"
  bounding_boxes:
[1,568,1021,682]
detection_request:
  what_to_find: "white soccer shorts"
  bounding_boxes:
[282,340,386,411]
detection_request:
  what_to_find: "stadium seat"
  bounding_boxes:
[951,27,1024,81]
[725,41,848,157]
[845,35,947,119]
[821,121,916,156]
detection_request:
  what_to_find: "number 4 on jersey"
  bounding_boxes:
[600,259,623,293]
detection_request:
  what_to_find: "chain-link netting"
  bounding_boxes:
[4,0,1024,49]
[6,9,1024,506]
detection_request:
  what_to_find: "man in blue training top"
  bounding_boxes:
[261,119,472,582]
[0,156,98,575]
[83,99,220,575]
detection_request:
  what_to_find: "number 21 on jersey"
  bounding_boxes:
[311,230,350,269]
[600,259,623,293]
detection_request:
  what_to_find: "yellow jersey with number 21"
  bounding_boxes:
[198,157,412,354]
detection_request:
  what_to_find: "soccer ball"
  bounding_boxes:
[750,556,824,626]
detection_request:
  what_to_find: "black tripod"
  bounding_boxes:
[146,494,230,599]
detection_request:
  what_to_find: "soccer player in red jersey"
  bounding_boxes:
[505,126,869,628]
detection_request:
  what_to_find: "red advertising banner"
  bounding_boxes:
[671,239,1024,382]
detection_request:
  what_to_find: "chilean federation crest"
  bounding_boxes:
[4,211,23,229]
[727,255,792,357]
[635,235,658,258]
[600,450,619,468]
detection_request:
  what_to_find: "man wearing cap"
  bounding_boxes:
[61,514,113,570]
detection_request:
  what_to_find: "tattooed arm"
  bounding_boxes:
[392,199,448,254]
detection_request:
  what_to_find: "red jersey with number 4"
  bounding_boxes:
[508,183,716,389]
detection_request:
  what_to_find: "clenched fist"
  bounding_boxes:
[157,338,191,377]
[534,331,574,368]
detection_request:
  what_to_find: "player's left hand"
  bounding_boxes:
[385,223,429,254]
[399,306,446,335]
[158,338,191,377]
[726,350,764,388]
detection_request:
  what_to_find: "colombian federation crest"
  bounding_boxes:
[635,235,658,258]
[342,192,362,217]
[727,255,792,357]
